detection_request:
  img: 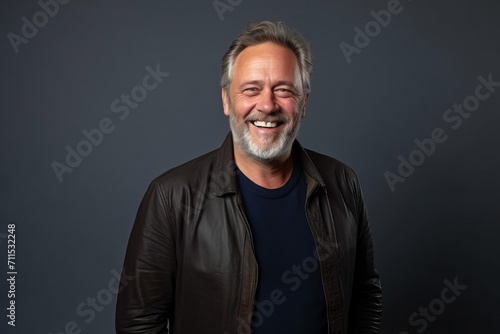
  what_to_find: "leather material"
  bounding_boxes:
[116,132,382,333]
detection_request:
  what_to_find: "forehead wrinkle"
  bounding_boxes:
[231,43,302,88]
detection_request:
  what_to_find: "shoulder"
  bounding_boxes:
[146,133,237,200]
[149,148,220,195]
[303,148,359,185]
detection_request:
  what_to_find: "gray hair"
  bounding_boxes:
[220,21,313,94]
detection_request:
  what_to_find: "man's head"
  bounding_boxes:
[220,21,313,163]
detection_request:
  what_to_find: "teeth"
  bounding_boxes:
[253,121,278,128]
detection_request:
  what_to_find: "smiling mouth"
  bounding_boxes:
[252,121,280,128]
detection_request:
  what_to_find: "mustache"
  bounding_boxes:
[244,111,290,123]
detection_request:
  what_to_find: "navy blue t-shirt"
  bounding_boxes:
[237,159,327,333]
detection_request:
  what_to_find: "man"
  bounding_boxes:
[116,21,382,333]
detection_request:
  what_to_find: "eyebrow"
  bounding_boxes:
[239,80,298,89]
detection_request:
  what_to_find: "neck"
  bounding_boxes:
[233,145,294,189]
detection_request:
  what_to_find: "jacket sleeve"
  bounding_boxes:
[116,180,176,333]
[347,174,383,333]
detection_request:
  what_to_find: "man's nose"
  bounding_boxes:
[255,89,277,114]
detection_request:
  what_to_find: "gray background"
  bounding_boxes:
[1,0,499,333]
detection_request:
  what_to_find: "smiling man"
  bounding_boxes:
[116,21,382,334]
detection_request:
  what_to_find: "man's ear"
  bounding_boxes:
[222,88,230,116]
[301,93,309,118]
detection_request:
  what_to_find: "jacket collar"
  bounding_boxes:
[213,132,326,196]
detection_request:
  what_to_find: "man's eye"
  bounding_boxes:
[243,88,259,95]
[275,88,293,97]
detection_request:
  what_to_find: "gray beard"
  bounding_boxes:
[228,109,302,163]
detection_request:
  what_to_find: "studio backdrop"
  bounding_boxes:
[1,0,499,333]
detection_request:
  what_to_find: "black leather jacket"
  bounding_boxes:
[116,133,382,333]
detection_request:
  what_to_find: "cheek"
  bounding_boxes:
[233,98,256,115]
[281,100,301,116]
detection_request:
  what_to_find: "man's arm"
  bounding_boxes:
[347,175,383,333]
[116,180,176,333]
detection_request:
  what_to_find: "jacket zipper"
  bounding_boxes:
[305,185,331,333]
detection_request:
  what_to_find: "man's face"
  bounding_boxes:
[222,42,307,163]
